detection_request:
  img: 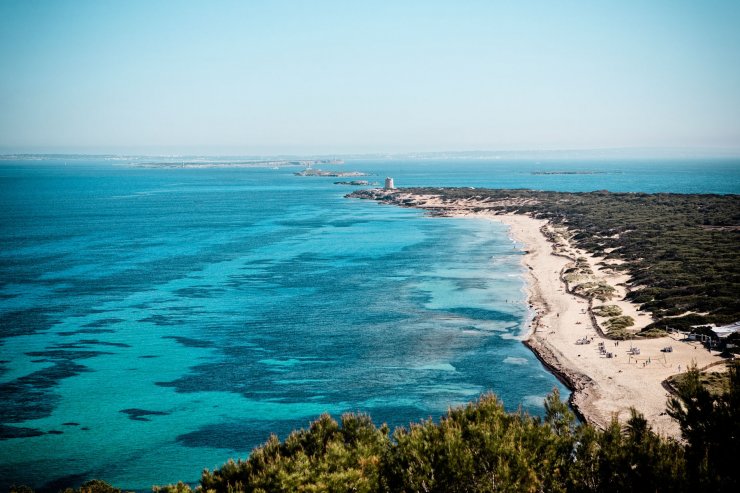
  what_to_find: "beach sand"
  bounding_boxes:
[477,213,723,438]
[356,190,727,438]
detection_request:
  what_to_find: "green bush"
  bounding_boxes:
[197,390,692,493]
[593,305,623,317]
[667,363,739,491]
[639,328,668,338]
[604,316,635,330]
[152,482,193,493]
[200,413,388,493]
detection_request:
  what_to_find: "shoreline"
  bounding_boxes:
[494,213,606,428]
[351,190,728,438]
[493,214,606,428]
[470,212,723,437]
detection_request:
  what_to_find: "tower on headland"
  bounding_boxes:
[384,177,395,190]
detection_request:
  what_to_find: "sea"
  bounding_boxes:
[1,157,738,490]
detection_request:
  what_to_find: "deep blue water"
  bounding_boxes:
[0,157,738,490]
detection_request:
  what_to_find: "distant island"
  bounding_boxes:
[294,168,369,177]
[129,159,344,169]
[333,180,380,186]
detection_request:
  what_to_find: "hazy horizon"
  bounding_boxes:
[2,1,739,154]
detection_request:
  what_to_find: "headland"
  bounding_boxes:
[348,187,738,437]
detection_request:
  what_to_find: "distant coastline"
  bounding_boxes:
[129,159,345,169]
[294,168,368,177]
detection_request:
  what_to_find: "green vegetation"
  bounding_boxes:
[563,257,594,284]
[667,368,731,397]
[602,315,636,339]
[667,363,739,491]
[199,413,388,493]
[572,281,616,301]
[603,315,635,331]
[593,305,623,317]
[574,257,593,274]
[62,481,122,493]
[354,188,740,333]
[638,327,669,338]
[153,482,194,493]
[16,365,737,492]
[602,328,630,340]
[33,480,125,493]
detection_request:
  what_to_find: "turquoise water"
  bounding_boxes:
[0,157,738,490]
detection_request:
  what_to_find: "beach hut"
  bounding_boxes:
[709,322,740,351]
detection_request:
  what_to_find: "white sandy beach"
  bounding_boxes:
[367,191,727,438]
[494,213,724,437]
[491,215,721,437]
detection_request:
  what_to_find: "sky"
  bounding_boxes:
[1,0,739,155]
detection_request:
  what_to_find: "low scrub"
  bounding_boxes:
[605,327,634,340]
[593,304,623,317]
[639,327,669,338]
[603,315,635,330]
[573,282,616,301]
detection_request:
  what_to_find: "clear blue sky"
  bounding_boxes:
[1,0,739,155]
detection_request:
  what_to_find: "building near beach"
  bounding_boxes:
[710,321,740,339]
[384,177,395,190]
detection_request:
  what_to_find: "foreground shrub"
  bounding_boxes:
[200,390,692,493]
[200,413,388,493]
[667,363,739,492]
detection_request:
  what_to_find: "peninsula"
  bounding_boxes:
[348,187,739,437]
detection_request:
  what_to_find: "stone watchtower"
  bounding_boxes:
[384,177,395,190]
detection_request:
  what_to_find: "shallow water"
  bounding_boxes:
[0,157,737,489]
